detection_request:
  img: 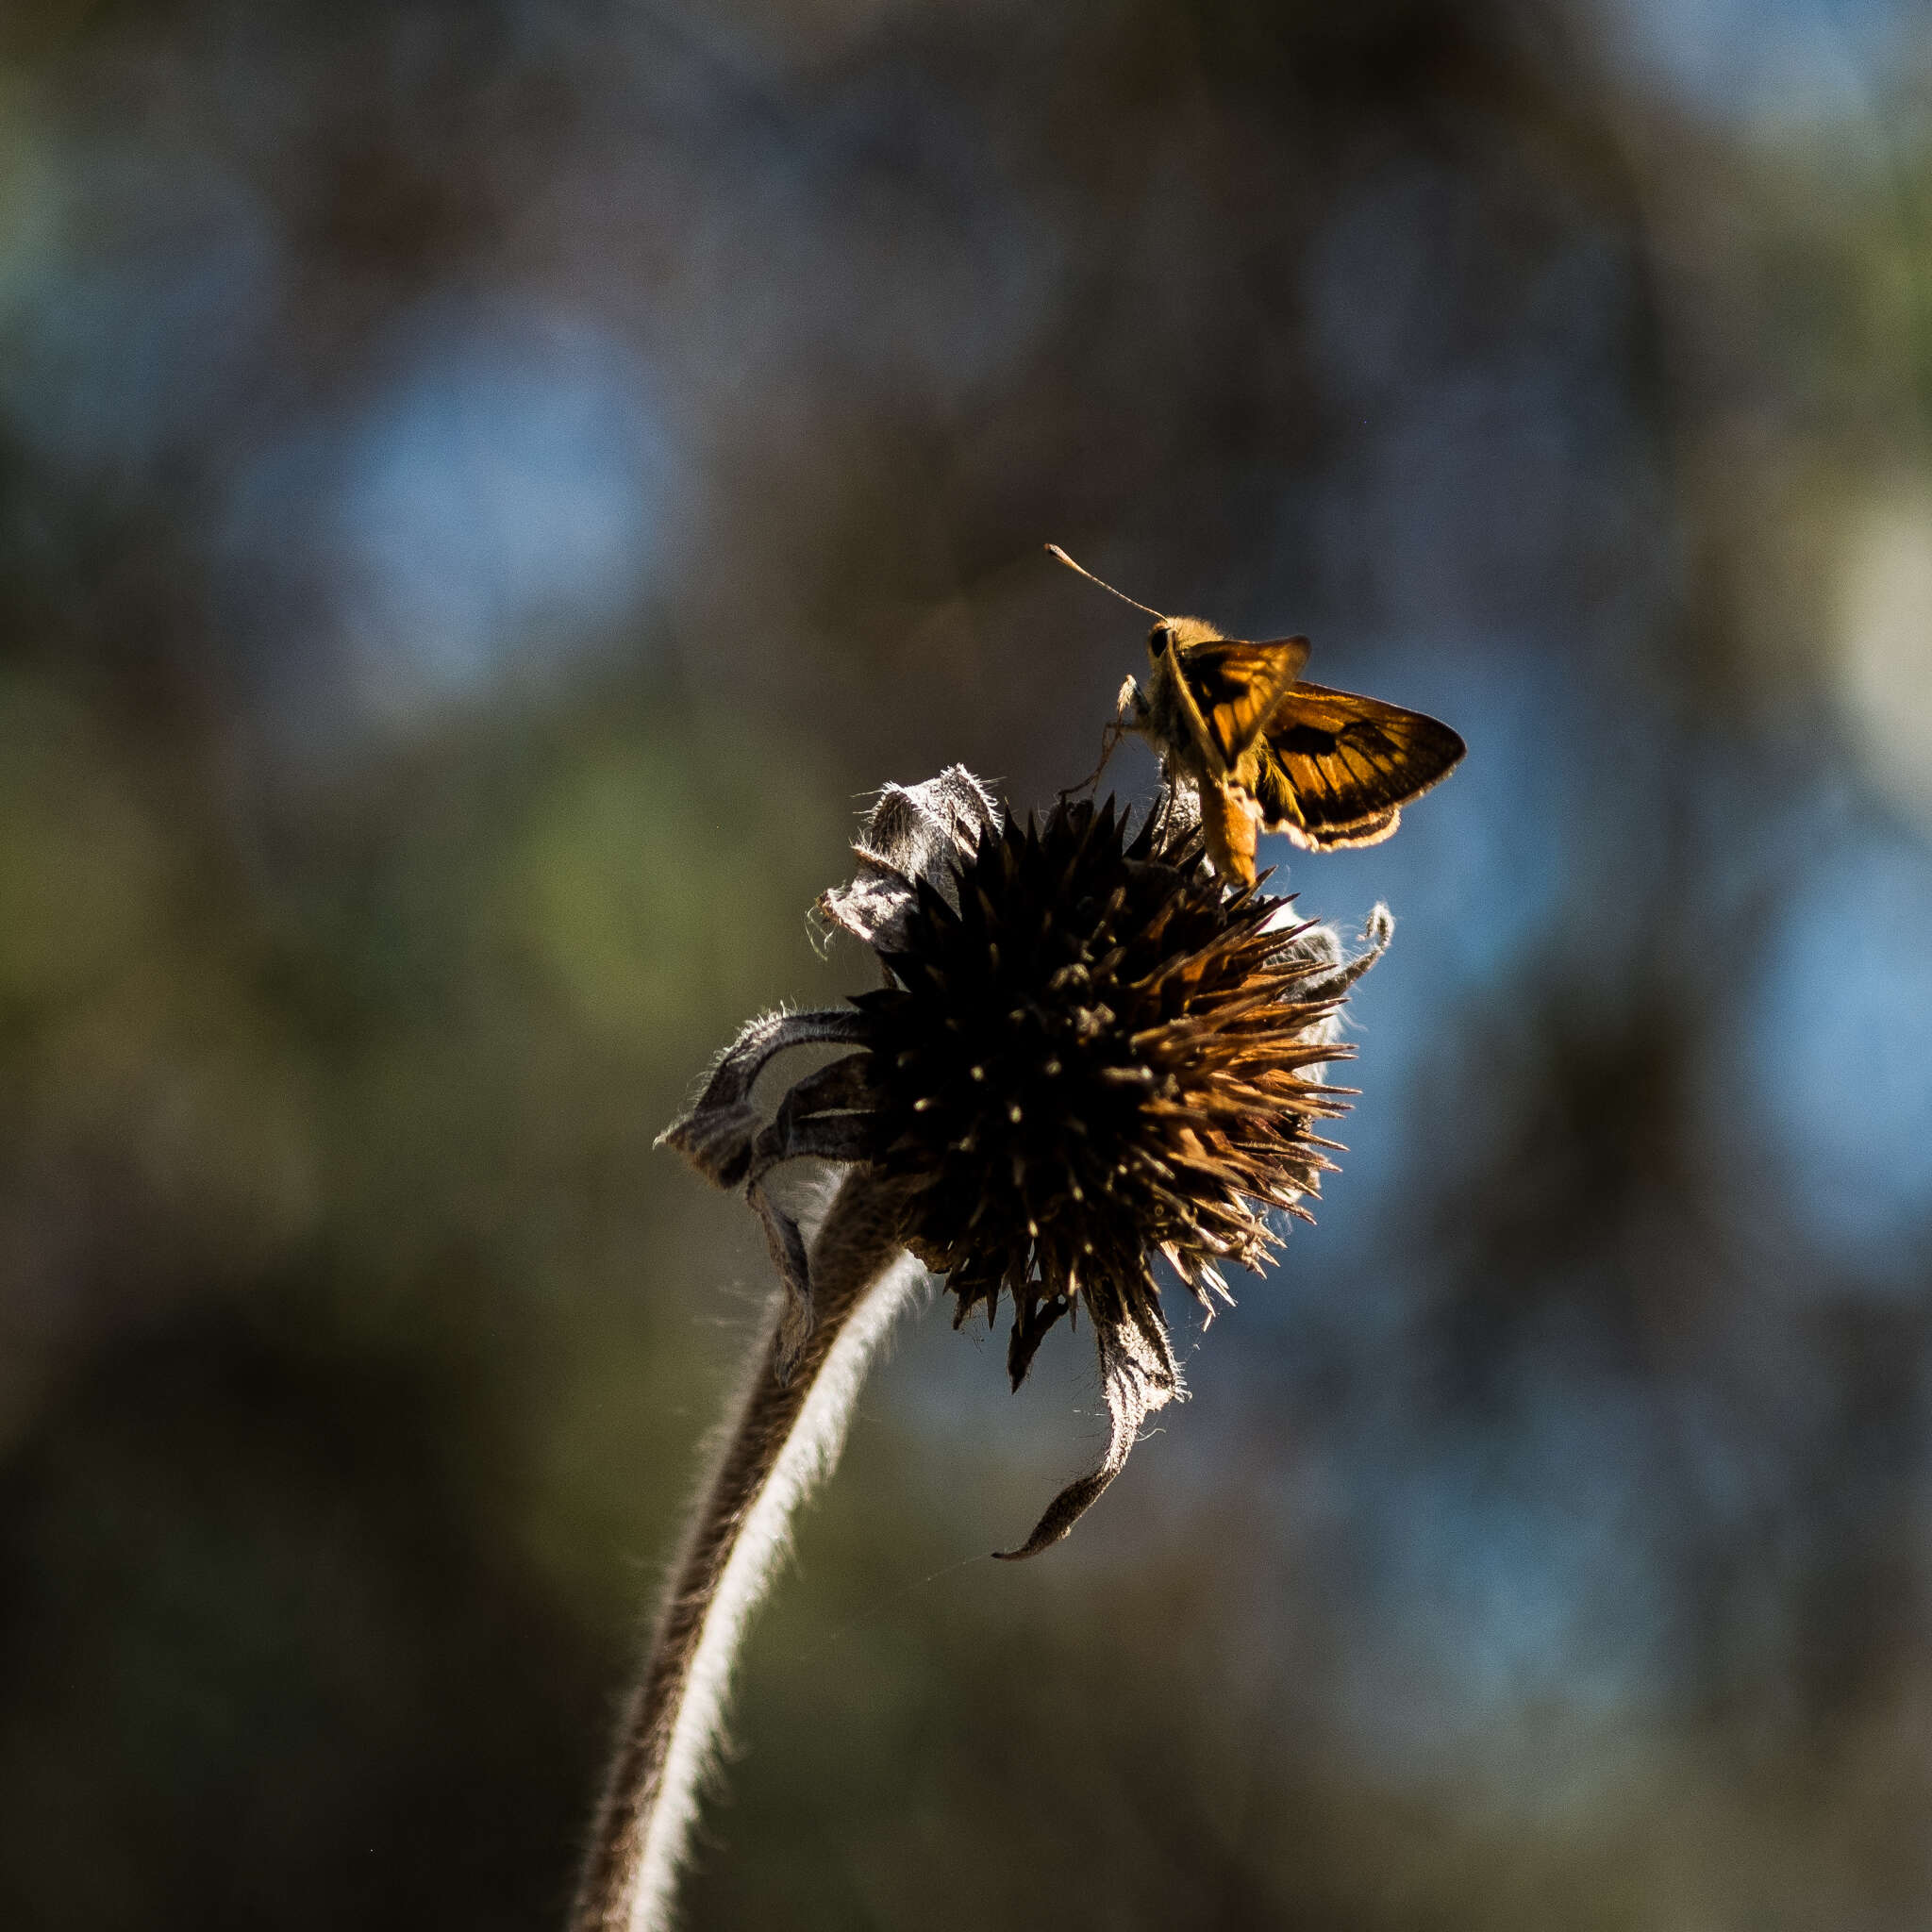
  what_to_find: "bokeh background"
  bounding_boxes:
[3,1,1931,1925]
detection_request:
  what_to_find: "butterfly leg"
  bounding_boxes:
[1061,686,1141,802]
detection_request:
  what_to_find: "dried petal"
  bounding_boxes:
[658,1008,872,1188]
[993,1280,1181,1559]
[816,765,1002,953]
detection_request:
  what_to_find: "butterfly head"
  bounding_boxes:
[1147,615,1224,664]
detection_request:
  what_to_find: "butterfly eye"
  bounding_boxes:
[1147,623,1172,661]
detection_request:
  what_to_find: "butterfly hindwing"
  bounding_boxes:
[1249,680,1466,851]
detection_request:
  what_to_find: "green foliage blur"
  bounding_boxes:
[3,2,1931,1926]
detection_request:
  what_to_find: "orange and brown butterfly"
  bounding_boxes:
[1048,544,1466,887]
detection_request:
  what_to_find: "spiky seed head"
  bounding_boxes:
[662,775,1390,1555]
[857,796,1355,1392]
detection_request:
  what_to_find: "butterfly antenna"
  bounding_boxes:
[1045,543,1166,621]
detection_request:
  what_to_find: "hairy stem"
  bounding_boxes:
[571,1170,924,1932]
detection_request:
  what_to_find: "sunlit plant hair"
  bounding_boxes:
[572,767,1389,1932]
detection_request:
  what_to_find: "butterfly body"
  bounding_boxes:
[1124,615,1465,887]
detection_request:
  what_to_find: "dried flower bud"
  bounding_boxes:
[661,775,1389,1555]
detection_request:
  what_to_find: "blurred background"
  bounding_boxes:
[2,1,1930,1925]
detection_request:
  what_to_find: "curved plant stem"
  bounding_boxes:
[571,1171,924,1932]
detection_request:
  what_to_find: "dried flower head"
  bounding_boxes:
[661,768,1389,1557]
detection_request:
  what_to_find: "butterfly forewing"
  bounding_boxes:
[1249,680,1466,851]
[1172,636,1310,765]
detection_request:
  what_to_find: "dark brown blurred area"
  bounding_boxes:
[3,1,1930,1925]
